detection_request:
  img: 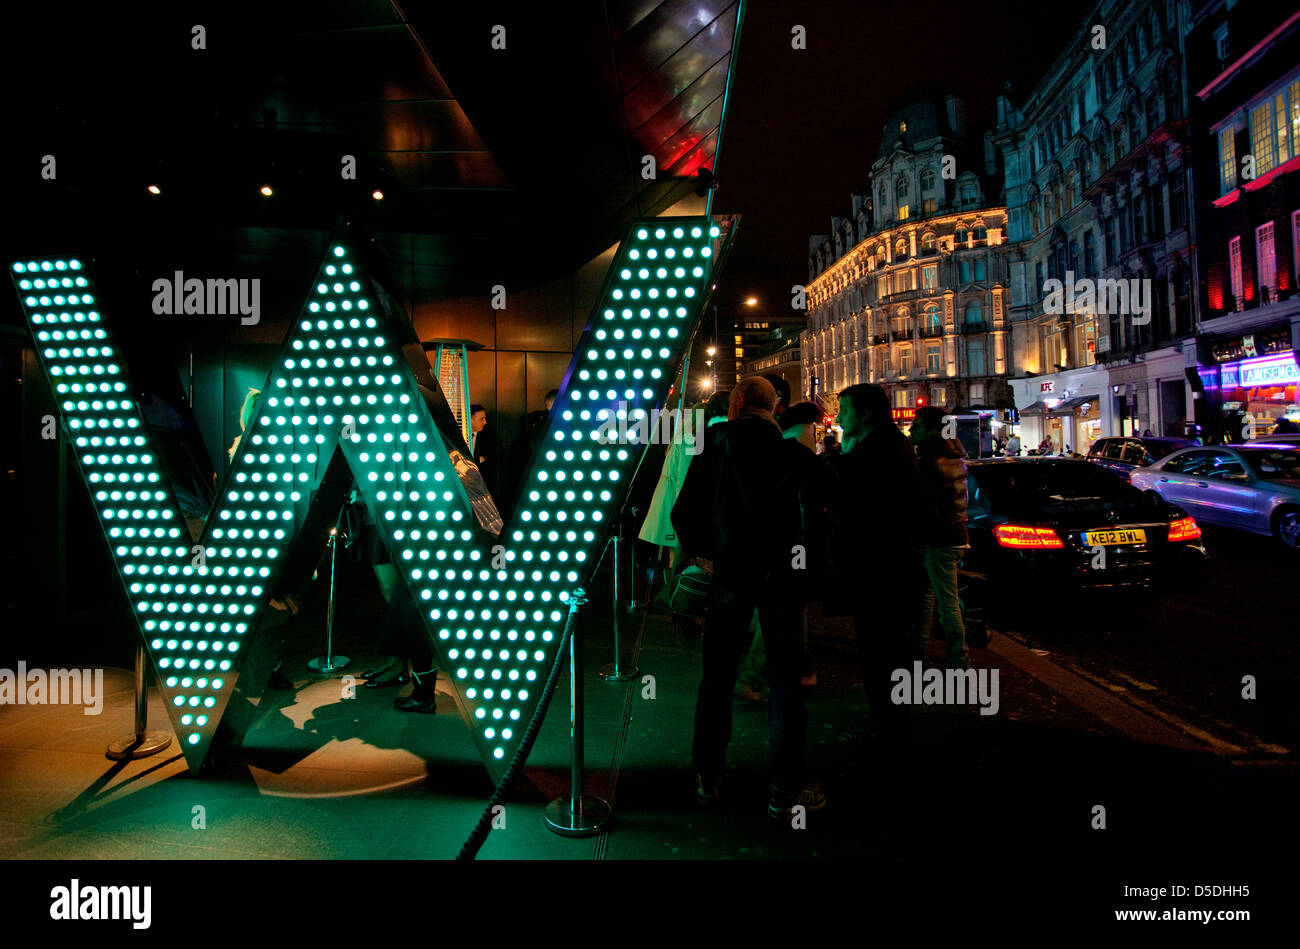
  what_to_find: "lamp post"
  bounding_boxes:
[710,296,759,388]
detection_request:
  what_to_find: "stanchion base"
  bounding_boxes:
[544,795,611,837]
[598,662,640,682]
[106,730,173,761]
[307,655,350,674]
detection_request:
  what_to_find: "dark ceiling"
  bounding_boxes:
[1,0,744,311]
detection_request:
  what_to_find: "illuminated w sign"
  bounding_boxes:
[10,216,735,781]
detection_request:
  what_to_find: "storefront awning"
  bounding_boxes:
[1048,394,1100,415]
[1017,402,1047,416]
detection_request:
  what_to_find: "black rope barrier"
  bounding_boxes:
[454,590,586,860]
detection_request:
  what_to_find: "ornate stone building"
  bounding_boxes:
[993,0,1198,452]
[803,94,1011,418]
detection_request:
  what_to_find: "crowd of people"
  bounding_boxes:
[641,375,972,820]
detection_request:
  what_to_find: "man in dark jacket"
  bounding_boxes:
[674,376,826,819]
[827,384,922,742]
[910,406,971,669]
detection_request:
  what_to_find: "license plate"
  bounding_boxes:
[1082,529,1147,546]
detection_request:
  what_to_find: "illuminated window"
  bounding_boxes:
[926,345,941,374]
[899,347,914,374]
[1218,127,1236,196]
[1251,101,1275,176]
[922,265,937,291]
[1229,235,1243,309]
[921,233,936,254]
[1256,222,1276,300]
[922,303,941,333]
[898,205,910,220]
[734,347,744,359]
[922,198,936,213]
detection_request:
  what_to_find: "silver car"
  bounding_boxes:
[1130,445,1300,548]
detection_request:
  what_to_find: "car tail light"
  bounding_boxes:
[1167,516,1201,542]
[994,524,1065,549]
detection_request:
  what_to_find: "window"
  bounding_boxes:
[1213,24,1229,67]
[967,340,987,376]
[1100,440,1124,460]
[922,198,937,213]
[973,225,987,242]
[1205,453,1247,480]
[1278,88,1293,166]
[1251,101,1275,176]
[921,264,937,290]
[921,233,936,254]
[955,228,968,244]
[894,388,915,408]
[1035,261,1044,296]
[734,347,744,359]
[960,182,977,205]
[1083,230,1096,274]
[964,301,983,325]
[899,347,914,375]
[1171,172,1187,229]
[1163,450,1208,475]
[898,205,910,220]
[1132,193,1145,246]
[920,167,936,191]
[1228,235,1243,310]
[1151,183,1165,241]
[960,259,971,283]
[923,303,941,333]
[1256,222,1276,302]
[926,345,942,373]
[1123,441,1153,465]
[896,174,910,202]
[933,387,947,406]
[974,259,987,282]
[1294,211,1300,293]
[1219,127,1236,195]
[1104,215,1116,265]
[1137,21,1148,58]
[969,382,985,402]
[1068,238,1079,275]
[896,239,909,261]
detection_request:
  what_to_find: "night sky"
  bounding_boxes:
[711,0,1095,315]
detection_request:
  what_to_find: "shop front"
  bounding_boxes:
[1011,365,1113,455]
[1197,349,1300,440]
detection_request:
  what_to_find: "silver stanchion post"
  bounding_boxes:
[599,520,639,682]
[545,591,611,836]
[106,640,173,760]
[307,511,350,674]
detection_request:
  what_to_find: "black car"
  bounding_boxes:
[1085,436,1194,479]
[961,458,1209,609]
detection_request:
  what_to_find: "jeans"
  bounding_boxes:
[920,546,969,668]
[693,583,807,795]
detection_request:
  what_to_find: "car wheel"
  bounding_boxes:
[1274,506,1300,550]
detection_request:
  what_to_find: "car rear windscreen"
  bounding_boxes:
[970,461,1142,509]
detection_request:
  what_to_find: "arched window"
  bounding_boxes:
[921,232,936,253]
[876,246,887,268]
[896,174,910,202]
[964,300,983,325]
[878,182,887,207]
[920,166,936,191]
[955,228,969,244]
[895,238,908,260]
[923,303,941,333]
[973,225,987,242]
[894,306,912,335]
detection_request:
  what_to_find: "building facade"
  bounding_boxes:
[803,94,1011,422]
[992,0,1198,454]
[1186,0,1300,441]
